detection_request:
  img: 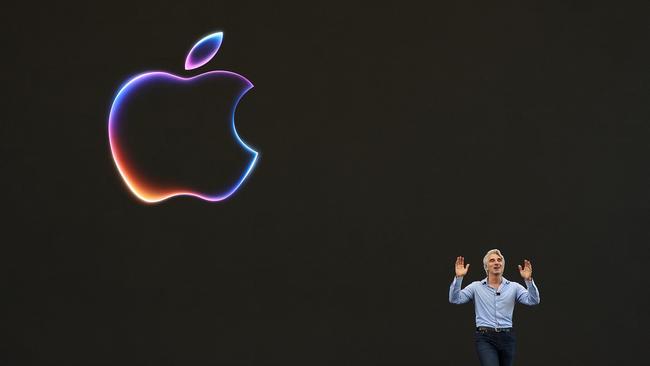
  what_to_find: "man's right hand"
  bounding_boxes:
[455,256,470,277]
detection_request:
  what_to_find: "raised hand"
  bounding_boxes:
[518,259,533,281]
[455,256,470,277]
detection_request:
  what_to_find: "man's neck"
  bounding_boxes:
[488,274,502,285]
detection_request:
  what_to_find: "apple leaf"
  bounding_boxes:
[185,32,223,70]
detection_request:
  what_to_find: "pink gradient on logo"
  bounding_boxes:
[185,32,223,70]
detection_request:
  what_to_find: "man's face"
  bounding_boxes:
[486,253,503,275]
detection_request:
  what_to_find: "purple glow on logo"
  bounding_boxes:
[185,32,223,70]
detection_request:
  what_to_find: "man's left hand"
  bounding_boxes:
[518,259,533,281]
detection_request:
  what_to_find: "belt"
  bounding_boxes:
[476,327,513,333]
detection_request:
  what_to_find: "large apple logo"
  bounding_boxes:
[108,32,258,203]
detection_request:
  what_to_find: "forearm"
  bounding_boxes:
[449,276,469,304]
[523,278,541,305]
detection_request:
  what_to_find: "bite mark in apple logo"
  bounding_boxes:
[108,32,258,203]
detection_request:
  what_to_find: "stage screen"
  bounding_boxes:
[4,2,649,365]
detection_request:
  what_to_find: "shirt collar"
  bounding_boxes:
[481,277,510,285]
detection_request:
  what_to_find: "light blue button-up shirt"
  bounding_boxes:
[449,276,540,328]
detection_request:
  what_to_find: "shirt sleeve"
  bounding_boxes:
[516,279,541,305]
[449,276,474,304]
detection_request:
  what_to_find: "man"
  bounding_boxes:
[449,249,540,366]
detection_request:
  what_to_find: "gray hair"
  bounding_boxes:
[483,249,505,273]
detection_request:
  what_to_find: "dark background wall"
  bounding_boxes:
[4,1,649,365]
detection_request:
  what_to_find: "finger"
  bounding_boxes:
[518,264,522,271]
[465,263,470,270]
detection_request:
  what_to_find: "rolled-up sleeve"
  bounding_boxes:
[516,279,541,305]
[449,276,474,304]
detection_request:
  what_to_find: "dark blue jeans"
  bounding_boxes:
[474,330,516,366]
